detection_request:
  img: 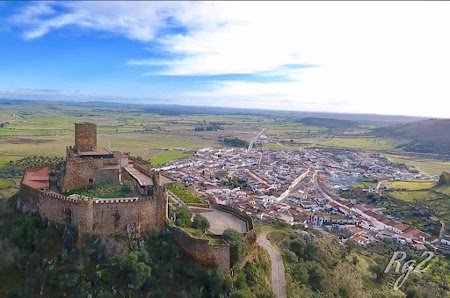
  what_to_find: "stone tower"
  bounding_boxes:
[75,122,97,152]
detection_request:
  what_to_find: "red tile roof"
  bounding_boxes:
[22,167,49,190]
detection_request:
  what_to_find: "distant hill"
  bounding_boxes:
[296,117,359,130]
[375,119,450,156]
[0,98,426,123]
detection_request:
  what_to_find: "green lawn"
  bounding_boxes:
[150,150,187,167]
[167,182,202,204]
[384,180,436,191]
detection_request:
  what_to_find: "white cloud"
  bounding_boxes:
[9,1,450,117]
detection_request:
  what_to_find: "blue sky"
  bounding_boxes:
[0,1,449,117]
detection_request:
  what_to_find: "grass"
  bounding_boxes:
[384,180,436,191]
[317,137,405,151]
[181,227,223,245]
[65,182,132,198]
[386,190,442,202]
[0,155,22,167]
[352,181,375,189]
[385,154,450,176]
[167,182,203,204]
[0,178,14,188]
[150,150,187,166]
[434,185,450,196]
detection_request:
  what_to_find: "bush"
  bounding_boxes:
[223,229,246,266]
[192,214,210,232]
[175,207,193,228]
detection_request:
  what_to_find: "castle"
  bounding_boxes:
[18,122,168,239]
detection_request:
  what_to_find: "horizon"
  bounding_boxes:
[0,97,437,121]
[1,1,450,118]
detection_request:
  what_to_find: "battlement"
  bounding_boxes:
[92,197,142,204]
[18,122,169,239]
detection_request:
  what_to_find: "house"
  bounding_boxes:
[441,235,450,246]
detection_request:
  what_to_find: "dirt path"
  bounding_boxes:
[257,232,287,298]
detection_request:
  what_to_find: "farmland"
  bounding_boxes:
[386,190,442,202]
[149,150,188,167]
[384,180,436,191]
[385,153,450,176]
[317,136,406,151]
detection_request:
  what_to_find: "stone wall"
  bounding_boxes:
[18,184,168,238]
[128,156,152,175]
[169,226,231,274]
[61,158,120,193]
[91,194,166,238]
[215,204,254,232]
[75,122,97,152]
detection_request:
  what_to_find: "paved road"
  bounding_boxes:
[276,167,311,202]
[257,232,287,298]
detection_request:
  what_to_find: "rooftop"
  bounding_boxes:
[22,167,49,190]
[124,165,153,187]
[79,148,113,157]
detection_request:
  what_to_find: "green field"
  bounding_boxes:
[317,137,405,151]
[352,181,375,189]
[150,150,187,166]
[167,182,202,204]
[384,180,436,191]
[435,185,450,196]
[385,154,450,176]
[0,155,22,167]
[0,178,14,188]
[387,190,442,202]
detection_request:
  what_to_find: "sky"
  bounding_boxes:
[0,1,449,117]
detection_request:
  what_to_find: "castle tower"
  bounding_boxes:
[75,122,97,152]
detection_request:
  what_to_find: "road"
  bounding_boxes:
[247,128,265,152]
[375,180,386,192]
[276,168,311,202]
[257,232,287,298]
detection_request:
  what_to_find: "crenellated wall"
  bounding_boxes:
[18,184,168,239]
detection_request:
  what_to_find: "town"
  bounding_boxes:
[162,142,442,251]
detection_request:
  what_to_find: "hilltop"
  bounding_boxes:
[374,119,450,156]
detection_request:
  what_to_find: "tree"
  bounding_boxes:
[438,171,450,186]
[192,214,210,232]
[175,207,193,228]
[369,262,388,282]
[223,229,246,266]
[119,251,151,289]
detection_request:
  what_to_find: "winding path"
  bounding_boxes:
[257,232,287,298]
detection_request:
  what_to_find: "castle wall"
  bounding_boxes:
[61,158,120,193]
[75,122,97,152]
[91,197,164,237]
[18,184,41,213]
[169,226,231,274]
[18,184,168,238]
